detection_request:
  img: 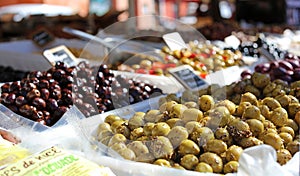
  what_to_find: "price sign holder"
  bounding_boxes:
[162,32,188,51]
[43,45,77,67]
[168,65,208,91]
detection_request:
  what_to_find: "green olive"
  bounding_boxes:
[278,126,295,138]
[105,115,122,125]
[263,82,276,95]
[246,119,264,137]
[143,122,155,136]
[262,120,277,130]
[216,100,236,114]
[167,126,189,147]
[258,105,270,119]
[269,107,288,127]
[203,139,227,155]
[215,127,230,142]
[118,148,136,160]
[130,127,144,140]
[152,122,171,136]
[181,90,198,102]
[262,97,281,110]
[277,149,292,165]
[178,139,200,156]
[251,72,270,88]
[159,101,178,113]
[227,118,252,139]
[99,136,112,146]
[181,108,203,123]
[288,103,300,118]
[288,95,299,104]
[236,102,252,117]
[286,140,300,155]
[144,110,160,122]
[108,134,127,147]
[226,145,243,162]
[279,132,293,146]
[242,105,261,119]
[285,119,299,132]
[111,120,130,138]
[199,95,215,112]
[263,133,284,150]
[180,154,199,170]
[166,118,185,128]
[245,85,261,97]
[97,122,111,134]
[172,163,185,170]
[223,161,239,173]
[110,142,127,153]
[153,159,171,167]
[194,162,213,173]
[275,95,291,108]
[127,141,149,157]
[170,104,188,118]
[199,152,223,173]
[295,111,300,125]
[239,137,263,148]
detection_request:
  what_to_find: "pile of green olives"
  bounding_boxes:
[96,72,299,174]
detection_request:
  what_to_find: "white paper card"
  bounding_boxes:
[162,32,188,51]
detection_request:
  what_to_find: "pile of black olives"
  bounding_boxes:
[96,71,299,174]
[0,61,162,126]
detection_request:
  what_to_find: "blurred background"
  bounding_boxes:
[0,0,299,41]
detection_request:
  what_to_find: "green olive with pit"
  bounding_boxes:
[242,105,261,119]
[246,119,264,137]
[199,95,215,112]
[143,122,155,136]
[194,162,213,173]
[152,122,171,136]
[251,72,270,88]
[203,139,227,155]
[199,152,223,173]
[279,132,293,146]
[269,107,288,127]
[178,139,200,156]
[263,133,284,150]
[105,115,122,125]
[144,110,160,122]
[180,154,199,170]
[171,104,188,118]
[108,134,127,147]
[223,161,239,173]
[238,137,263,148]
[130,127,144,140]
[277,149,292,165]
[288,103,300,118]
[226,145,243,162]
[262,97,281,110]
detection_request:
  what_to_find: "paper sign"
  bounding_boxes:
[162,32,188,51]
[43,45,77,67]
[224,35,240,49]
[168,65,207,91]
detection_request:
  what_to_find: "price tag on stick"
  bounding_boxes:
[43,45,77,67]
[168,65,208,91]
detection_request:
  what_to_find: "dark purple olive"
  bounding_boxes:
[38,79,49,89]
[28,71,43,79]
[9,82,21,92]
[4,93,16,105]
[26,89,41,100]
[23,82,37,91]
[7,105,18,113]
[32,97,46,109]
[278,75,292,83]
[31,110,44,121]
[285,59,300,69]
[19,104,35,117]
[15,96,27,107]
[40,88,50,100]
[272,67,289,76]
[293,68,300,81]
[53,106,69,119]
[1,83,10,93]
[50,89,61,99]
[279,61,294,71]
[55,61,67,70]
[47,98,58,112]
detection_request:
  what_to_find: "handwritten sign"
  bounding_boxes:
[43,45,77,67]
[168,65,207,91]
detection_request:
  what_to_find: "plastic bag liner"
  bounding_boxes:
[238,145,299,176]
